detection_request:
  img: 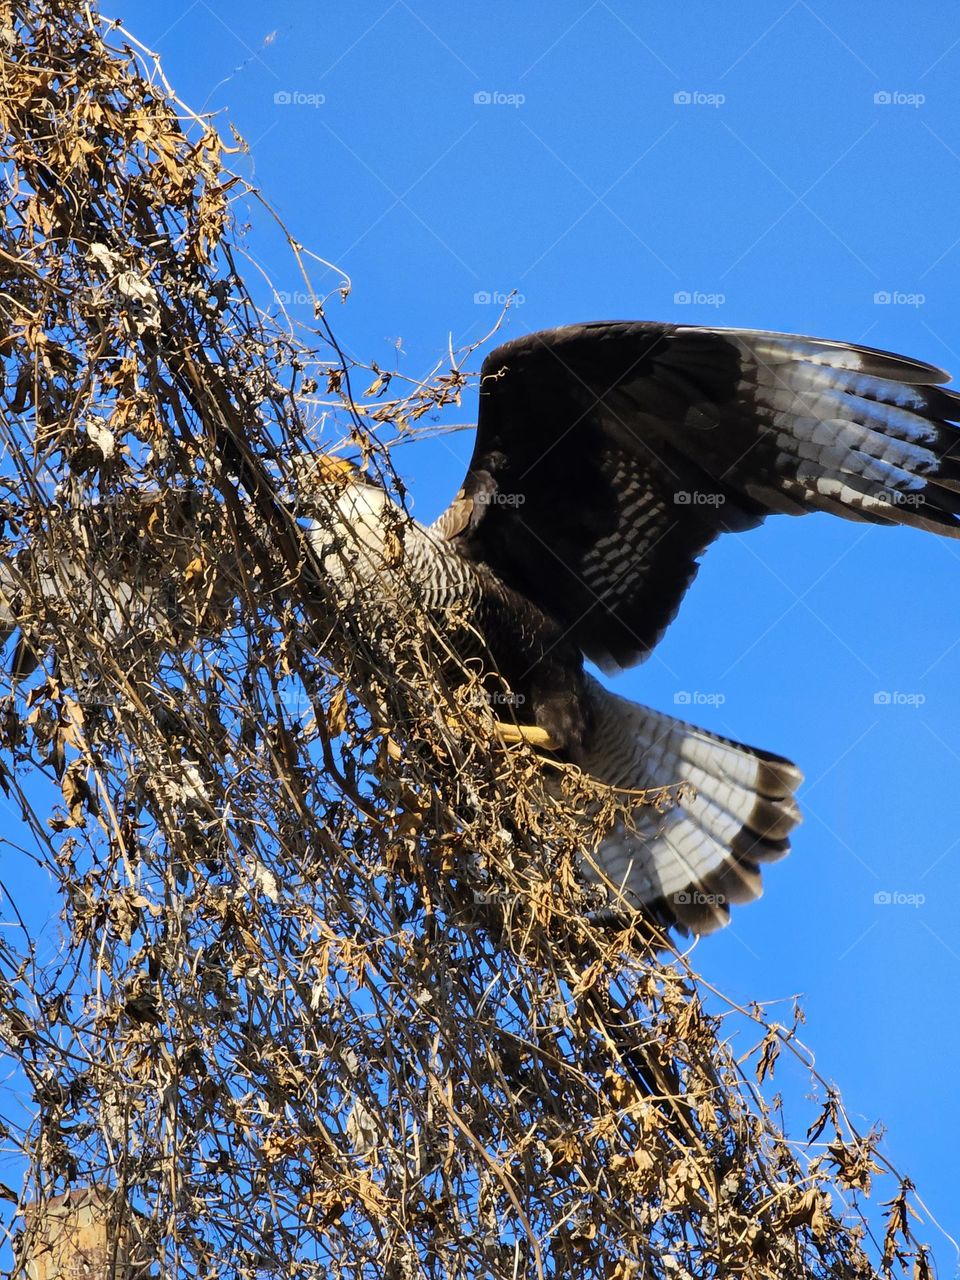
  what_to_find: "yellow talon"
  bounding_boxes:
[442,713,558,752]
[490,720,558,751]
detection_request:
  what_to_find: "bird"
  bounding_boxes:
[311,321,960,934]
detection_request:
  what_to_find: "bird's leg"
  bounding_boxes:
[489,720,558,751]
[442,711,559,752]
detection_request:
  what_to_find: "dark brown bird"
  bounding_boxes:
[314,322,960,933]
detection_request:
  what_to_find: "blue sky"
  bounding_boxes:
[7,0,960,1268]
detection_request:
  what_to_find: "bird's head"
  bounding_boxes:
[300,453,400,592]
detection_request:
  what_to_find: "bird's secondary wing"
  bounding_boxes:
[437,322,960,670]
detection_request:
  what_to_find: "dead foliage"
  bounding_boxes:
[0,3,942,1278]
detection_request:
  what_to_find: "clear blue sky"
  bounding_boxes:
[10,0,960,1267]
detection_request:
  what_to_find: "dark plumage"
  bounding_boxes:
[399,322,960,929]
[443,323,960,671]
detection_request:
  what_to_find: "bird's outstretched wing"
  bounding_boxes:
[437,322,960,670]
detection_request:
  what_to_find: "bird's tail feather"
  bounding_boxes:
[577,676,803,934]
